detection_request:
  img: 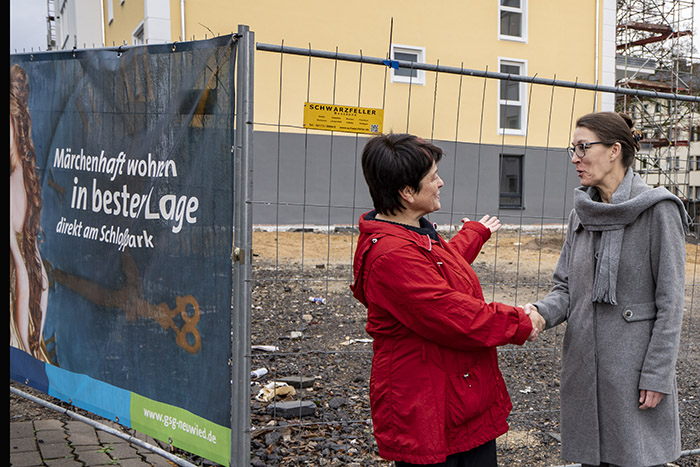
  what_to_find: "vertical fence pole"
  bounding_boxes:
[231,24,254,467]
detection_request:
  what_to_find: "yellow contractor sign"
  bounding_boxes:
[303,102,384,135]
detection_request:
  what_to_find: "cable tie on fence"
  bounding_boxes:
[382,59,399,70]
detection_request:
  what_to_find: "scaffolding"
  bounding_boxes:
[616,0,698,226]
[46,0,57,50]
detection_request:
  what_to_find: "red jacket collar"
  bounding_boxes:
[358,210,440,246]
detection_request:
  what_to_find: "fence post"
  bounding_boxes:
[231,24,254,467]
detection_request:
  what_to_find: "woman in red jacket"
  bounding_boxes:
[351,133,544,466]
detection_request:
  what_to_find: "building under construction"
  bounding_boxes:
[616,0,698,232]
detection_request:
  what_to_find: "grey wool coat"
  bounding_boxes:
[535,170,687,467]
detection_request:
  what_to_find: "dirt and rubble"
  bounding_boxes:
[10,229,700,466]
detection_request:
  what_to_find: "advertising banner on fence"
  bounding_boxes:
[10,36,236,465]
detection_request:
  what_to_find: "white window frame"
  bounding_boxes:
[390,44,426,86]
[132,21,145,45]
[498,0,528,43]
[498,58,527,136]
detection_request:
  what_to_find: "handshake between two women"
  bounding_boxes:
[462,214,546,343]
[523,303,545,342]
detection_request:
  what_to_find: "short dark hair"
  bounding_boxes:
[576,112,640,169]
[361,133,443,215]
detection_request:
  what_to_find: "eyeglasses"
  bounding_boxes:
[567,142,604,159]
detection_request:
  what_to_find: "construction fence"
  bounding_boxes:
[230,30,700,466]
[9,26,698,467]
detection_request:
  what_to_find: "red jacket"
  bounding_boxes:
[351,211,532,464]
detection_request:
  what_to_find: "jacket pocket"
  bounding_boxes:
[620,302,657,322]
[444,364,497,428]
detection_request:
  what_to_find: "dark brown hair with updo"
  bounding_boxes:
[576,111,640,169]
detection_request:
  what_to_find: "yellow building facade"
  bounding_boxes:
[102,0,616,150]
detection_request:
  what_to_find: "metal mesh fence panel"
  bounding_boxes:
[244,42,699,466]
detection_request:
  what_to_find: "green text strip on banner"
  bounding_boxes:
[131,393,231,466]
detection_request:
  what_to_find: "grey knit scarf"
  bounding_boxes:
[574,168,689,304]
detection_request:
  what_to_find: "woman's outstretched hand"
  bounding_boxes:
[461,215,501,234]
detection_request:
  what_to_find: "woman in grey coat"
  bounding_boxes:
[526,112,689,467]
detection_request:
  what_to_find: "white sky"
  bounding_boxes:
[10,0,47,53]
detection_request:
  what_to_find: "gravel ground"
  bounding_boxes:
[10,230,700,466]
[245,230,699,466]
